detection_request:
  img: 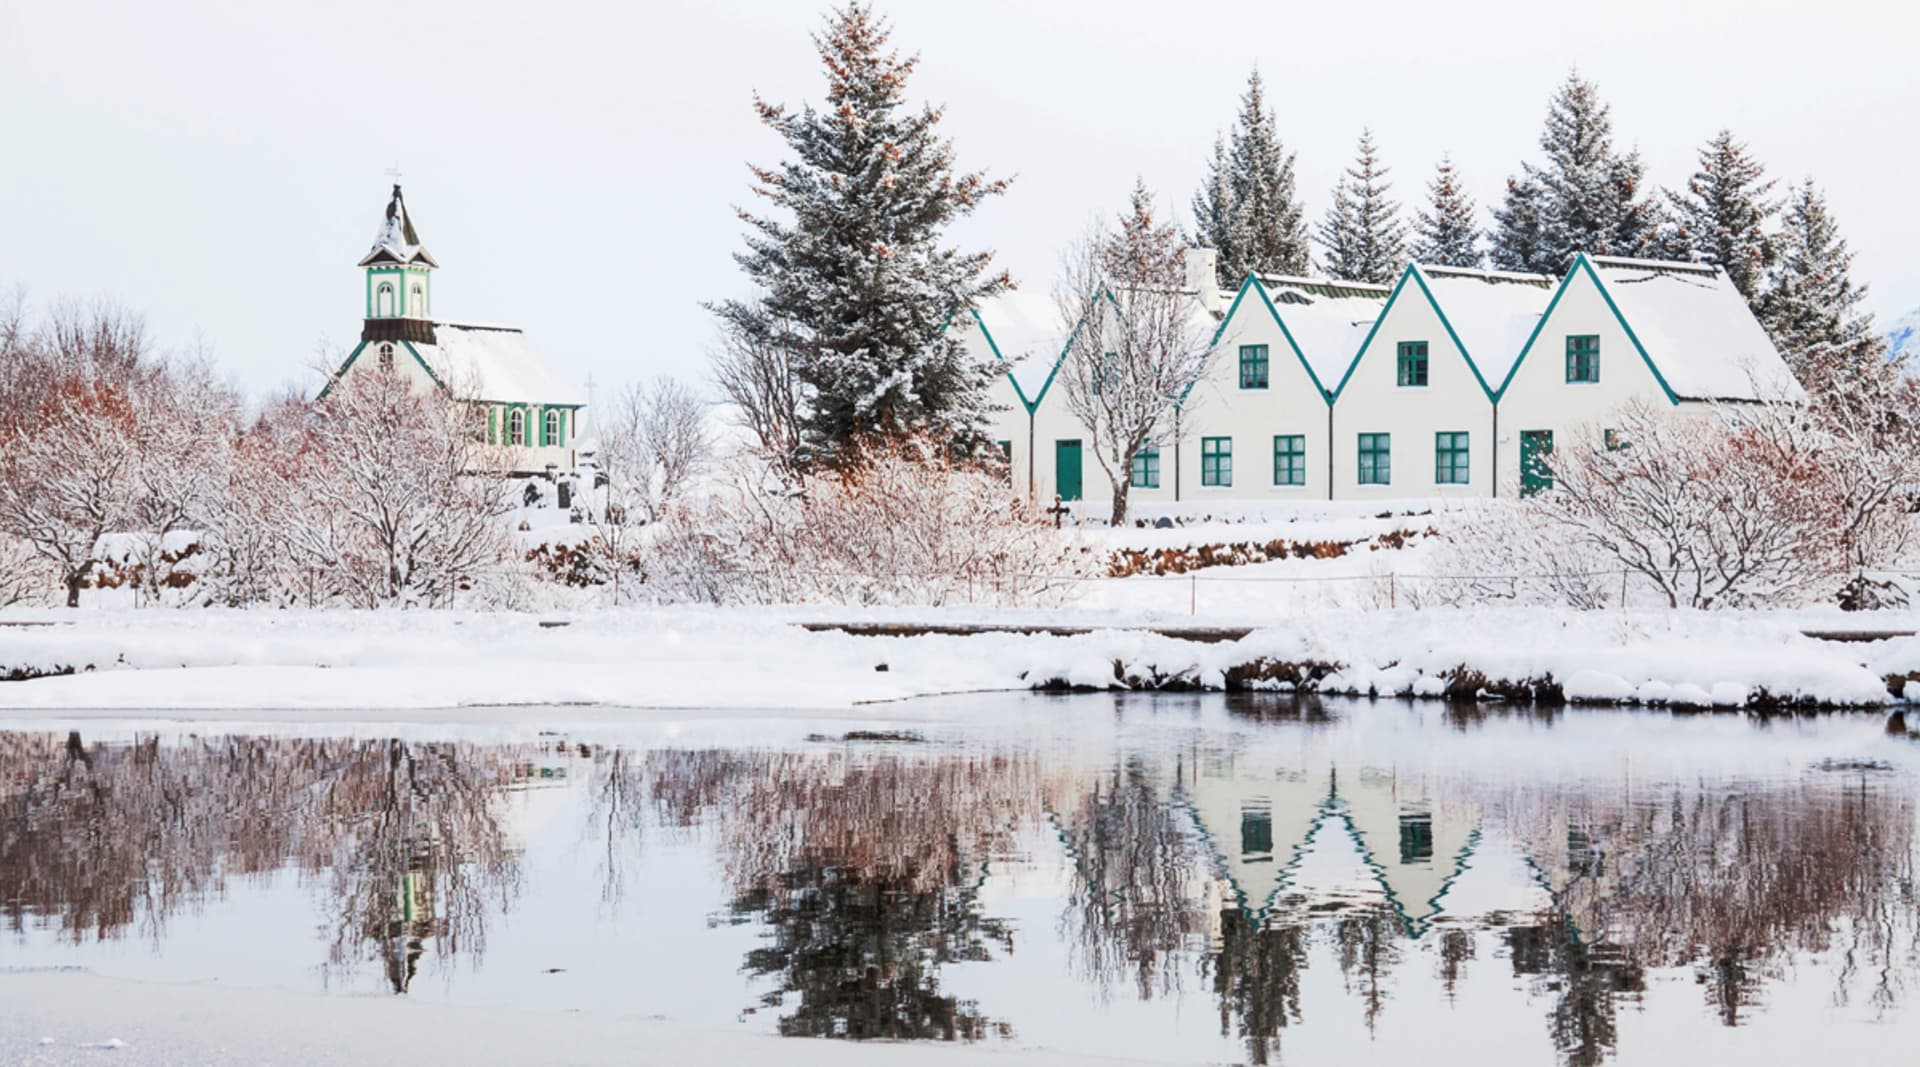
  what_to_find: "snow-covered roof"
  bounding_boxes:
[1586,256,1804,403]
[1257,279,1386,390]
[970,289,1069,403]
[357,184,439,268]
[1416,265,1555,390]
[417,322,584,406]
[972,286,1222,408]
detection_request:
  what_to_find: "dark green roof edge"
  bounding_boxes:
[1492,253,1681,406]
[1333,263,1497,403]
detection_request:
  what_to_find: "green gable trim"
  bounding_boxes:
[948,303,1086,416]
[1184,273,1334,408]
[1492,253,1680,406]
[1332,263,1498,403]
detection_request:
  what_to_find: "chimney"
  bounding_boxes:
[1184,246,1223,314]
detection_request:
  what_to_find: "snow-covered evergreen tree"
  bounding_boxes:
[1490,73,1661,273]
[1190,136,1239,283]
[1411,155,1481,268]
[1759,180,1890,412]
[710,4,1010,466]
[1194,70,1310,287]
[1488,177,1547,272]
[1663,129,1778,304]
[1315,129,1405,285]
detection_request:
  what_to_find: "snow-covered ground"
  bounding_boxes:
[1,604,1914,713]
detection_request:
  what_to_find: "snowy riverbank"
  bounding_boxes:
[1,606,1915,712]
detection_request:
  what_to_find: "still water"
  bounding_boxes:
[3,695,1917,1065]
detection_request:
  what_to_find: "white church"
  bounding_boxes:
[325,185,586,477]
[962,248,1803,506]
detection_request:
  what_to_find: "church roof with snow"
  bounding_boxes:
[413,322,584,406]
[357,184,440,268]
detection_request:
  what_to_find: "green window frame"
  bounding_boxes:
[1238,344,1270,389]
[1201,436,1232,487]
[1273,434,1306,486]
[1358,433,1391,485]
[1435,431,1470,485]
[1130,446,1160,489]
[1397,341,1429,387]
[1567,334,1600,383]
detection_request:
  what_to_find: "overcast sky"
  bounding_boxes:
[2,0,1913,401]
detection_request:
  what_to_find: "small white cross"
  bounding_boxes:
[384,163,403,184]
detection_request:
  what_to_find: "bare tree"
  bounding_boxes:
[125,353,242,604]
[583,377,711,603]
[712,323,803,474]
[0,362,144,607]
[1055,182,1216,525]
[271,364,516,607]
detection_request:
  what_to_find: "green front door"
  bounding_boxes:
[1055,439,1083,501]
[1520,430,1554,496]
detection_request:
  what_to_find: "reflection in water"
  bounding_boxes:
[0,732,531,991]
[2,707,1918,1065]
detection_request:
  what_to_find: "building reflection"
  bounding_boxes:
[1,724,1915,1065]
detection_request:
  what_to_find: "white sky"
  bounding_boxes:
[1,0,1913,401]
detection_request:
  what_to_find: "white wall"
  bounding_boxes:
[1330,281,1495,500]
[1492,270,1672,496]
[1175,288,1334,504]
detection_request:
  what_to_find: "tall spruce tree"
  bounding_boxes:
[1490,73,1661,273]
[1315,129,1406,285]
[1191,136,1239,283]
[710,4,1009,465]
[1193,70,1310,287]
[1759,180,1890,410]
[1411,155,1482,268]
[1664,129,1778,305]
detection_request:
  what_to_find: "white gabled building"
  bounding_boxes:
[326,185,587,477]
[1492,254,1804,496]
[1330,264,1554,499]
[968,249,1801,508]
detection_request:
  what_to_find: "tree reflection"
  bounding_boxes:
[0,731,529,992]
[1056,755,1209,1001]
[646,747,1046,1040]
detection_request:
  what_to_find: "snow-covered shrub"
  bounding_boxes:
[1431,400,1919,610]
[0,533,58,607]
[1426,502,1618,609]
[647,435,1090,608]
[240,364,522,602]
[576,377,710,604]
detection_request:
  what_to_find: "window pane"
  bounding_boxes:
[1239,345,1269,389]
[1273,434,1305,486]
[1202,437,1232,487]
[1435,431,1469,485]
[1397,341,1429,387]
[1358,433,1390,485]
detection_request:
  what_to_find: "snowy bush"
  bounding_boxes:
[646,435,1091,608]
[1430,400,1920,610]
[198,366,521,609]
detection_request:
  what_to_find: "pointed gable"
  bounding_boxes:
[1217,274,1387,399]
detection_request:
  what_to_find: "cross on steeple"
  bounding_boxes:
[384,163,403,184]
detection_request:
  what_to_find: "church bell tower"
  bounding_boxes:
[358,184,439,345]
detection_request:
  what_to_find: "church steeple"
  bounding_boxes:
[359,184,437,328]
